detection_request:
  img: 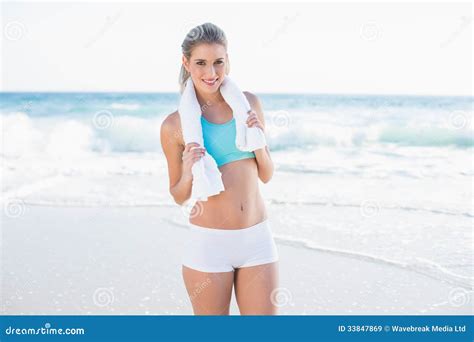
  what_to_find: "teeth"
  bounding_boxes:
[203,78,218,85]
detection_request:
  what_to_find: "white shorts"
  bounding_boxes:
[182,219,279,273]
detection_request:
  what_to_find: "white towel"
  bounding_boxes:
[178,75,267,202]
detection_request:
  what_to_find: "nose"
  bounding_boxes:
[205,65,217,78]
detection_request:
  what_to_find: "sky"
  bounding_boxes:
[1,1,472,95]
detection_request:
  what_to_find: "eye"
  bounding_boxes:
[215,60,224,64]
[197,61,205,66]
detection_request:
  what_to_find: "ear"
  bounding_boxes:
[182,55,190,72]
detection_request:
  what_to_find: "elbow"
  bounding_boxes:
[259,173,273,184]
[170,189,187,206]
[172,194,188,206]
[173,197,185,206]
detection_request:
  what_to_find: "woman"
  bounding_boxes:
[160,22,279,315]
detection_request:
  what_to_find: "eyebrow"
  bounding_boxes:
[194,58,225,62]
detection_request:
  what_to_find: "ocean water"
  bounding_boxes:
[1,92,472,291]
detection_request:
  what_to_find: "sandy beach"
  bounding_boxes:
[2,204,471,315]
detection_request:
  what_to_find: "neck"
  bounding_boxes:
[195,87,226,111]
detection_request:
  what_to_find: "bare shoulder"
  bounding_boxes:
[243,91,260,107]
[243,91,265,123]
[160,110,184,146]
[161,110,179,128]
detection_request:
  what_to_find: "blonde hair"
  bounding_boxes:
[179,22,229,93]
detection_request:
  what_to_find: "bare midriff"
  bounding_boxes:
[189,157,268,230]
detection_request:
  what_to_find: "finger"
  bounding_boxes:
[193,150,205,157]
[246,115,257,124]
[248,118,258,126]
[186,148,205,159]
[185,143,200,152]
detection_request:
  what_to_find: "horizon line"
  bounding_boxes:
[0,90,472,98]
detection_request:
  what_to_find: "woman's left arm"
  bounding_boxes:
[244,92,274,184]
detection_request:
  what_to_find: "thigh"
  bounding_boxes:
[182,265,235,315]
[234,262,279,315]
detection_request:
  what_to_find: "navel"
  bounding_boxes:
[240,203,244,211]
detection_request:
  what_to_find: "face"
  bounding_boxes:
[182,43,228,95]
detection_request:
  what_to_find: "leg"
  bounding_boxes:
[182,265,234,315]
[234,262,279,315]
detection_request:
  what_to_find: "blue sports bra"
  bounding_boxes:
[201,115,256,167]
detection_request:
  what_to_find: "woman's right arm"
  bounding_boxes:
[160,113,206,205]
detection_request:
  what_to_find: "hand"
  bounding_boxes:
[181,143,206,179]
[246,109,264,132]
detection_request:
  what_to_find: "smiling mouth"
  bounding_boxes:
[202,77,219,86]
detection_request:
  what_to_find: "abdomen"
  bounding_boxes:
[189,158,267,229]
